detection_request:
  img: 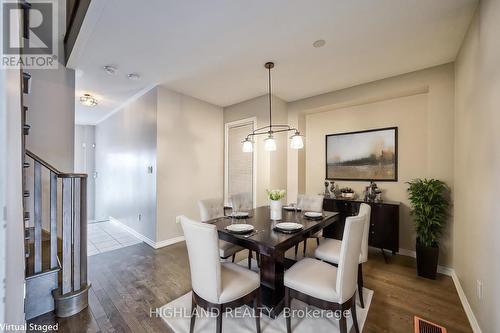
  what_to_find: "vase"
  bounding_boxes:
[270,199,282,220]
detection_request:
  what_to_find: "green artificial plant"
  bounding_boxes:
[407,179,450,247]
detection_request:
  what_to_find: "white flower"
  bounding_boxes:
[266,189,286,200]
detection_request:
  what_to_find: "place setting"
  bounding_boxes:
[273,222,304,234]
[303,211,324,220]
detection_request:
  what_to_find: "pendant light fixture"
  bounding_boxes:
[242,62,304,152]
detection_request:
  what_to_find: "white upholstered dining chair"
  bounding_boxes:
[284,214,365,333]
[180,216,261,333]
[315,203,371,308]
[230,192,253,212]
[198,198,246,262]
[229,192,259,268]
[294,194,324,258]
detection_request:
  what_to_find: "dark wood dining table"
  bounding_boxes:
[210,206,339,317]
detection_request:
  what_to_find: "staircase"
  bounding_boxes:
[20,0,90,320]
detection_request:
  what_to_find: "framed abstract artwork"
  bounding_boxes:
[325,127,398,181]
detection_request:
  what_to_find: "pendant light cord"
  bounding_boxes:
[268,65,272,129]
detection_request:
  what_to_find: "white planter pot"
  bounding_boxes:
[270,200,282,220]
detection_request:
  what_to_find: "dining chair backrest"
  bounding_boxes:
[297,194,324,212]
[180,216,221,304]
[358,203,371,263]
[198,198,224,222]
[336,214,365,303]
[230,192,253,212]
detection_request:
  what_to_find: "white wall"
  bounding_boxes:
[1,57,26,332]
[288,64,455,266]
[454,1,500,331]
[3,67,26,330]
[95,88,157,241]
[75,125,96,220]
[224,95,288,206]
[156,86,224,241]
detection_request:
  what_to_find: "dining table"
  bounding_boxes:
[210,206,339,317]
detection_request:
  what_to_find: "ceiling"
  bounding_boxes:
[71,0,477,125]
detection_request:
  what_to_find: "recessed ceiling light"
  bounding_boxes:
[103,65,118,75]
[313,39,326,48]
[80,93,98,107]
[127,73,140,80]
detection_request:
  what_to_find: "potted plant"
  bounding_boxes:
[267,189,286,220]
[407,179,450,279]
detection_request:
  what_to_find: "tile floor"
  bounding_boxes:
[87,220,142,256]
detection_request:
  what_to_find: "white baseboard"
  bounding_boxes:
[108,216,184,250]
[155,236,185,249]
[450,270,482,333]
[398,247,481,332]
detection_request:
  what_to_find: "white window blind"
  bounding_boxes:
[226,122,254,206]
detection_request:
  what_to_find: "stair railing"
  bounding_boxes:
[25,149,90,317]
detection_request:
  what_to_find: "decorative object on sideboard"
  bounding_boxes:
[241,62,304,152]
[364,181,382,202]
[326,127,398,181]
[329,181,338,198]
[324,181,331,197]
[340,187,356,199]
[407,179,450,279]
[267,189,286,221]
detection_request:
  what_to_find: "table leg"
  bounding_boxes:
[380,247,388,263]
[259,252,285,318]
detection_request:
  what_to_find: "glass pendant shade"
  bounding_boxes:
[264,136,277,151]
[290,133,304,149]
[242,139,254,153]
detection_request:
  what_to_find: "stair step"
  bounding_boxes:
[23,124,31,135]
[22,72,31,94]
[23,161,30,168]
[24,212,30,220]
[25,267,60,320]
[24,191,30,198]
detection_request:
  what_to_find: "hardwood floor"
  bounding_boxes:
[29,241,472,333]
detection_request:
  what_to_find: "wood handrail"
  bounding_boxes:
[26,149,87,178]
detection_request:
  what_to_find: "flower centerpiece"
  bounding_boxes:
[267,189,286,220]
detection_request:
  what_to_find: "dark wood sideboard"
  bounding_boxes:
[323,198,400,256]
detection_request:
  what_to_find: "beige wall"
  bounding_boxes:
[25,65,75,172]
[289,64,455,266]
[224,95,288,206]
[156,87,224,241]
[454,1,500,331]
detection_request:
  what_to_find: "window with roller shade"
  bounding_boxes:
[225,120,254,207]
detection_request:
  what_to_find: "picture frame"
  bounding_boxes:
[325,127,398,181]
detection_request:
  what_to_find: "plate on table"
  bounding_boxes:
[231,211,250,218]
[225,224,254,234]
[274,222,303,234]
[283,206,301,211]
[304,211,323,219]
